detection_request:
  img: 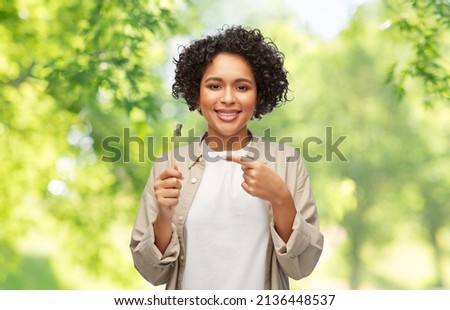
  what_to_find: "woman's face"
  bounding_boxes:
[198,52,257,150]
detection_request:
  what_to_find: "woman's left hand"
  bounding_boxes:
[224,155,297,242]
[223,155,286,205]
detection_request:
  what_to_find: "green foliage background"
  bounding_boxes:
[1,0,449,289]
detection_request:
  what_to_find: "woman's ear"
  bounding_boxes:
[196,101,203,115]
[195,93,203,114]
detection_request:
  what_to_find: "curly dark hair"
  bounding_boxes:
[172,25,289,119]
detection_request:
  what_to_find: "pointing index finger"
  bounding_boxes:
[222,154,255,165]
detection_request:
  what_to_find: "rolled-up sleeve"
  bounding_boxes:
[271,152,324,280]
[130,164,180,286]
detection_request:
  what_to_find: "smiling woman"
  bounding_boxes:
[130,25,323,290]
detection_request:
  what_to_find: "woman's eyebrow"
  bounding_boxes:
[204,77,254,84]
[235,78,254,84]
[204,77,223,83]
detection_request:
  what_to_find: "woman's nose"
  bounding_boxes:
[220,87,236,104]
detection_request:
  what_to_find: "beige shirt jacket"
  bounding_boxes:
[130,135,324,289]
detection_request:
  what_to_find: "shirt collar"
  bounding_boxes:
[189,131,263,169]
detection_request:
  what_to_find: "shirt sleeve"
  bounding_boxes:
[129,162,180,286]
[270,149,324,280]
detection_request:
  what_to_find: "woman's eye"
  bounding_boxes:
[236,85,248,91]
[208,84,221,90]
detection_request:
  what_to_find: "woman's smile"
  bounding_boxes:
[214,109,241,122]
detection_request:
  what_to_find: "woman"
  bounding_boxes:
[130,25,323,289]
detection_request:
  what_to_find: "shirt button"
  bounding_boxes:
[178,216,184,222]
[191,177,197,184]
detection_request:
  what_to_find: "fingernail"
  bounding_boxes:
[241,155,255,162]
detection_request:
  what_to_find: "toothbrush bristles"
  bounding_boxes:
[174,123,182,137]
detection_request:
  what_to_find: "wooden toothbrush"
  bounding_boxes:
[171,123,182,168]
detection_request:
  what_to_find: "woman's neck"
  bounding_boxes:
[204,132,252,151]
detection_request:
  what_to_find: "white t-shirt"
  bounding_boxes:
[181,143,270,289]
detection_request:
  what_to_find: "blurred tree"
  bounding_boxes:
[384,0,450,105]
[311,4,449,288]
[413,104,450,288]
[382,0,450,288]
[0,0,195,288]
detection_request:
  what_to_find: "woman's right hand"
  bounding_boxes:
[152,165,183,253]
[153,165,184,222]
